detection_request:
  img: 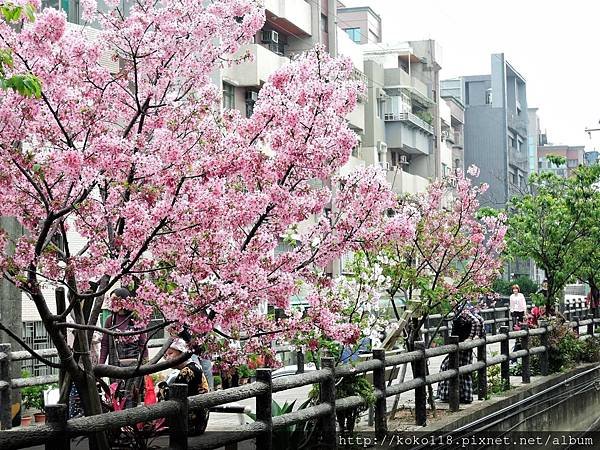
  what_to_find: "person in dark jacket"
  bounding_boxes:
[99,288,148,408]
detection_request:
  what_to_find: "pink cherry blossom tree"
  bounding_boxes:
[0,0,400,436]
[353,166,507,350]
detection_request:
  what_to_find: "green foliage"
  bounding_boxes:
[492,276,538,297]
[0,73,42,98]
[237,364,253,379]
[1,2,36,23]
[546,154,566,167]
[246,398,316,449]
[20,370,55,411]
[212,375,222,387]
[309,374,375,411]
[507,164,600,310]
[415,110,433,125]
[485,354,508,396]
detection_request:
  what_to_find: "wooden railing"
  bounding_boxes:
[1,313,598,449]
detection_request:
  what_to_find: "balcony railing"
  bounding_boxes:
[384,112,434,134]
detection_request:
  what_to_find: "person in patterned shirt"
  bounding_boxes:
[158,339,210,435]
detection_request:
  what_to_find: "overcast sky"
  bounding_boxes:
[343,0,600,149]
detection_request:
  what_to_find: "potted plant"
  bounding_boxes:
[20,370,48,424]
[237,364,252,385]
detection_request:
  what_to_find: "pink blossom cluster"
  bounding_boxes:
[0,1,405,366]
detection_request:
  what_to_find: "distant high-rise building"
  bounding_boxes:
[442,54,529,207]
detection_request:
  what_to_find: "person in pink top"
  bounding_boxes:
[509,284,527,329]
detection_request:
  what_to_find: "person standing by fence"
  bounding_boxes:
[509,284,527,330]
[99,288,149,408]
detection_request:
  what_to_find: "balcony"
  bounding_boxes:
[507,110,528,137]
[385,168,429,195]
[261,0,312,35]
[384,68,433,107]
[384,112,434,134]
[222,44,290,87]
[384,120,431,156]
[452,131,464,148]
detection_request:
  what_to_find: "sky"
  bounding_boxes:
[343,0,600,150]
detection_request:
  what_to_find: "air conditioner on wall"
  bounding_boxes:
[245,90,259,102]
[261,30,279,44]
[399,155,409,165]
[377,141,388,154]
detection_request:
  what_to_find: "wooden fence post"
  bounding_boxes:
[446,336,460,412]
[45,404,69,450]
[491,307,498,335]
[296,349,305,374]
[477,338,487,400]
[256,368,273,450]
[168,383,189,450]
[0,343,11,430]
[499,326,510,390]
[521,324,530,384]
[413,341,427,425]
[588,314,595,337]
[539,320,549,376]
[504,308,510,330]
[372,349,387,438]
[319,357,337,449]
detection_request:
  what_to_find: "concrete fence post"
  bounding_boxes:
[168,383,189,450]
[539,320,549,376]
[477,338,487,400]
[372,349,387,438]
[446,335,460,412]
[45,404,69,450]
[413,342,427,426]
[319,357,337,449]
[296,349,305,374]
[521,324,530,384]
[0,343,11,430]
[499,326,510,390]
[255,368,273,450]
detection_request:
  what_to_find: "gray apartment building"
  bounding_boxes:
[442,54,529,207]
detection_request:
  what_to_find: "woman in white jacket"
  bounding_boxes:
[509,284,527,329]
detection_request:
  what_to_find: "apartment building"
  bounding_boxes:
[440,93,465,175]
[442,54,530,207]
[538,144,585,178]
[357,40,442,195]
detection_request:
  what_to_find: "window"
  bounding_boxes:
[485,88,492,105]
[510,171,517,185]
[376,98,383,119]
[320,14,328,33]
[222,82,234,110]
[344,28,361,43]
[509,136,515,149]
[567,159,578,168]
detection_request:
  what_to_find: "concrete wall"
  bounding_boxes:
[363,60,385,149]
[423,364,600,447]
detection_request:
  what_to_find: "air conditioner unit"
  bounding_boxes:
[399,155,409,165]
[376,88,389,100]
[378,161,390,171]
[246,90,259,102]
[377,141,388,154]
[261,30,279,44]
[441,130,450,140]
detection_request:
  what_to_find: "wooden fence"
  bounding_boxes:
[0,311,598,450]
